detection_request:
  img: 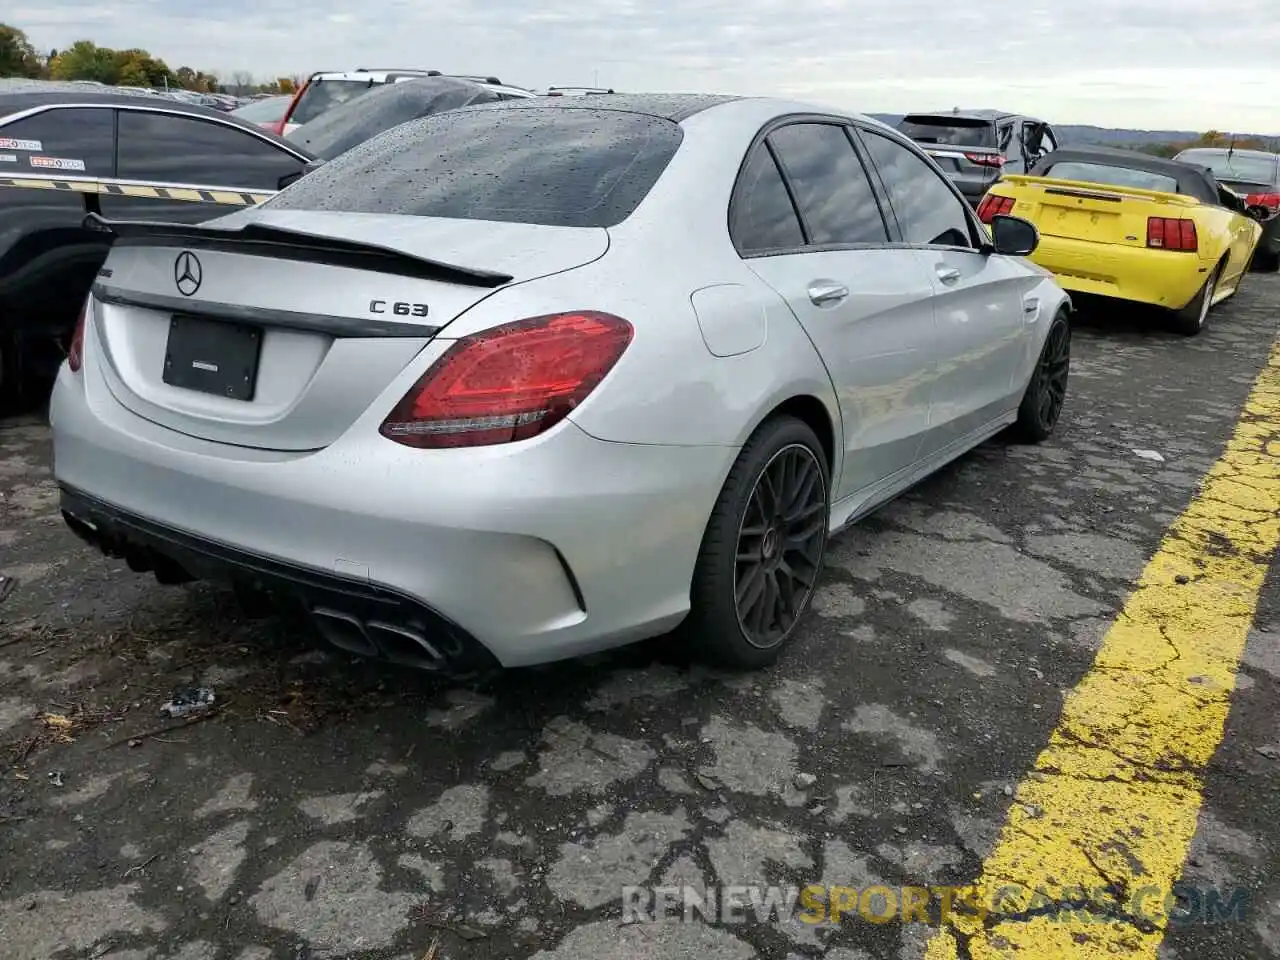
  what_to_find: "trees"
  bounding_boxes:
[0,23,46,77]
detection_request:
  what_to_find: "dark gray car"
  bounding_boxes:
[1173,147,1280,271]
[898,109,1059,205]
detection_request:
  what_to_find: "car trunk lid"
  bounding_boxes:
[87,210,609,451]
[995,174,1202,247]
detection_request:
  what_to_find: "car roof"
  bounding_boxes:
[1176,146,1279,161]
[453,92,742,123]
[1031,146,1223,204]
[306,69,534,97]
[905,108,1024,123]
[0,86,317,158]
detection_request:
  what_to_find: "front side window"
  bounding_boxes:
[0,107,114,176]
[860,130,975,248]
[116,111,306,190]
[729,144,805,253]
[767,123,888,246]
[269,107,683,228]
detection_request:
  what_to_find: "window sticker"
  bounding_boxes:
[0,137,42,151]
[29,156,87,172]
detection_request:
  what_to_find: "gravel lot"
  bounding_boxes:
[2,276,1279,960]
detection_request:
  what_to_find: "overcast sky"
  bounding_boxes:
[12,0,1280,133]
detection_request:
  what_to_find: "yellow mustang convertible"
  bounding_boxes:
[976,146,1273,335]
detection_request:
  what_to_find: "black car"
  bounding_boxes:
[1173,147,1280,271]
[0,82,315,400]
[287,75,502,161]
[898,109,1060,205]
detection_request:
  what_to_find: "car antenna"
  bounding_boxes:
[1227,136,1235,161]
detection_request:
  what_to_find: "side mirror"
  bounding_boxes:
[990,214,1039,257]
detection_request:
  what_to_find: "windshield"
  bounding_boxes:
[289,78,377,125]
[269,106,683,227]
[1044,161,1179,194]
[1175,149,1278,186]
[292,78,500,160]
[898,116,996,148]
[231,96,291,123]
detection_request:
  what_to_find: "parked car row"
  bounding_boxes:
[891,106,1280,334]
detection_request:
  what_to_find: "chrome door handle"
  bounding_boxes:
[935,265,962,284]
[808,282,848,306]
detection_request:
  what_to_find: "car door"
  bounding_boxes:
[99,108,309,224]
[733,120,940,503]
[857,126,1031,456]
[0,105,118,344]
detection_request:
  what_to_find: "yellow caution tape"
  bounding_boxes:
[0,175,273,206]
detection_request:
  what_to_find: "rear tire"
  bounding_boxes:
[682,415,830,670]
[1010,310,1070,444]
[1170,264,1221,336]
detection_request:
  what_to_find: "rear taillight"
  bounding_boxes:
[1146,217,1198,252]
[965,153,1006,168]
[976,194,1015,224]
[379,311,633,449]
[1245,192,1280,211]
[68,298,88,373]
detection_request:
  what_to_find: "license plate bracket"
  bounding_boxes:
[162,314,262,401]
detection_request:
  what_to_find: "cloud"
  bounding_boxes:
[13,0,1280,131]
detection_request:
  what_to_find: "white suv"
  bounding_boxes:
[270,69,535,135]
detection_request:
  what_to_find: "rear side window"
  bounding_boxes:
[898,116,996,148]
[117,111,306,190]
[1044,161,1179,194]
[291,78,379,125]
[269,107,683,228]
[0,107,114,176]
[768,123,887,245]
[730,145,805,253]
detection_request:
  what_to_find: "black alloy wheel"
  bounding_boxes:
[734,443,827,649]
[1012,310,1071,443]
[682,415,831,669]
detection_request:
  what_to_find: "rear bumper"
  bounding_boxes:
[60,485,499,673]
[50,360,733,669]
[1028,234,1208,310]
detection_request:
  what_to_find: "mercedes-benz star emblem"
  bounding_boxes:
[174,250,202,297]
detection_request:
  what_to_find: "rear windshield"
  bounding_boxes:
[268,106,684,227]
[898,116,996,148]
[1044,161,1179,194]
[290,78,378,125]
[1175,150,1277,186]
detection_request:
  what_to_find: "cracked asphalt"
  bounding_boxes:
[2,275,1280,960]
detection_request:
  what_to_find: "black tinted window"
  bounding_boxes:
[768,123,887,245]
[898,117,996,148]
[860,131,974,248]
[730,146,804,253]
[117,111,305,190]
[269,107,682,228]
[1,107,114,176]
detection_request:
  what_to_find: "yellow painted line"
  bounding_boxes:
[926,339,1280,959]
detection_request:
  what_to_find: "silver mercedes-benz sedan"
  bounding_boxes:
[50,94,1071,674]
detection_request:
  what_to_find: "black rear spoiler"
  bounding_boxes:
[82,212,513,288]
